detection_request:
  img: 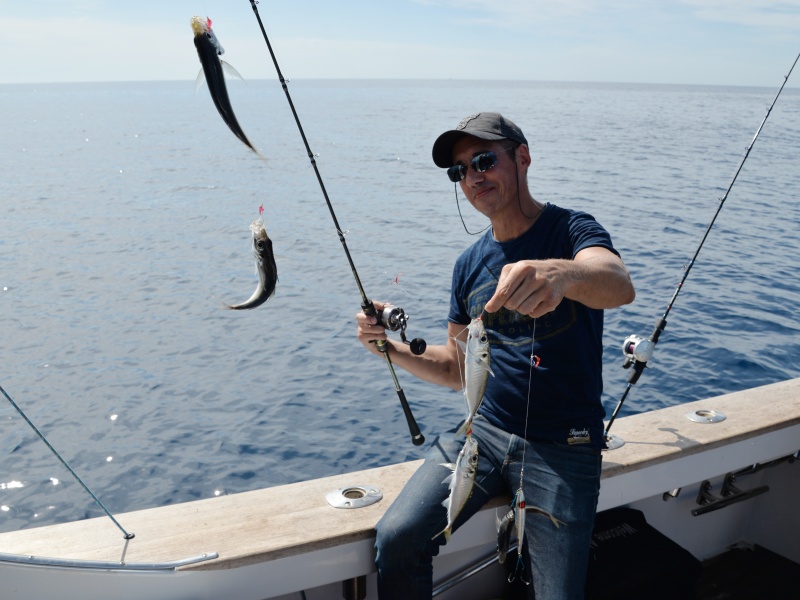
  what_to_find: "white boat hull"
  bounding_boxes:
[1,379,798,599]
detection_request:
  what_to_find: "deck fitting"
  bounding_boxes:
[685,409,726,423]
[326,485,383,509]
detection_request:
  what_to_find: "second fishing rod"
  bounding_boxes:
[248,0,426,446]
[604,50,800,446]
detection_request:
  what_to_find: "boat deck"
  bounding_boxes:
[0,378,798,575]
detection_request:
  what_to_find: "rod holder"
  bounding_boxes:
[691,477,769,516]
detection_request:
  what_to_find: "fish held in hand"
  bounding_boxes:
[224,219,277,310]
[433,435,479,542]
[454,317,494,438]
[190,16,264,158]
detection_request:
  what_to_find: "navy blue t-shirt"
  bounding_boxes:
[448,203,618,449]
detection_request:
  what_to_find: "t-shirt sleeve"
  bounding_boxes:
[447,255,470,325]
[568,211,620,258]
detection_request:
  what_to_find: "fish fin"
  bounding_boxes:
[526,506,565,528]
[480,356,495,377]
[455,338,467,354]
[432,526,451,542]
[496,508,514,526]
[194,69,206,95]
[221,60,245,82]
[439,462,456,471]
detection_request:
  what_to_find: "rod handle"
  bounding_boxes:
[397,388,425,446]
[363,300,425,446]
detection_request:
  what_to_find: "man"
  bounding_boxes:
[356,112,635,599]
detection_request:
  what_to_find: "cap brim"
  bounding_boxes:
[431,130,507,168]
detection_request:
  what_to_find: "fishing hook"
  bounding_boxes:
[605,50,800,442]
[248,0,425,446]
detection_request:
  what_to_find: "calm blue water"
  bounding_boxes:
[0,79,798,533]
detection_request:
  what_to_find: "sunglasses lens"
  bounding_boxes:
[447,164,466,182]
[472,151,498,173]
[446,150,501,182]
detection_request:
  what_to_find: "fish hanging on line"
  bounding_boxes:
[454,316,494,439]
[496,503,563,566]
[496,508,515,564]
[433,435,479,542]
[223,218,277,310]
[190,16,265,159]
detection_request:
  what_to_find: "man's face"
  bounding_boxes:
[451,137,521,220]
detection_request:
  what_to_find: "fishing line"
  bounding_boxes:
[604,50,800,444]
[248,0,425,446]
[332,222,453,334]
[507,319,537,585]
[0,383,134,540]
[453,145,529,235]
[453,185,490,235]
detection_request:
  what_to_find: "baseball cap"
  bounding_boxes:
[432,112,528,168]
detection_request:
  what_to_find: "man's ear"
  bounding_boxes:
[516,143,531,168]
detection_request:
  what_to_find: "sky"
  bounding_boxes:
[2,0,799,87]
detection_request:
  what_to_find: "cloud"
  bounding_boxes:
[680,0,800,28]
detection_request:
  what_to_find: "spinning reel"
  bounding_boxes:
[376,306,427,356]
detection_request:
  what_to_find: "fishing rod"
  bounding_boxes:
[0,383,134,539]
[604,50,800,446]
[248,0,427,446]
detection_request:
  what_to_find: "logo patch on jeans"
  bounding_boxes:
[567,428,591,445]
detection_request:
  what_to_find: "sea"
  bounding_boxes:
[0,79,798,534]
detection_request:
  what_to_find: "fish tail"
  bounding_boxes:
[527,505,565,529]
[432,526,451,542]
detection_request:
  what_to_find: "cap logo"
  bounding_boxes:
[456,114,480,131]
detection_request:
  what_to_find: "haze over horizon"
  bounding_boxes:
[2,1,799,88]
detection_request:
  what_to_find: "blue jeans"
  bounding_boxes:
[374,417,602,599]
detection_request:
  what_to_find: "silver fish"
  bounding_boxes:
[455,317,494,438]
[224,219,277,310]
[496,508,515,564]
[190,16,263,157]
[433,435,479,542]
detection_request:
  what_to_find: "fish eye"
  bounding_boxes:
[480,334,488,343]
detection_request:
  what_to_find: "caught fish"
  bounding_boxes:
[190,16,263,158]
[224,219,277,310]
[496,508,515,564]
[454,316,494,438]
[433,435,479,542]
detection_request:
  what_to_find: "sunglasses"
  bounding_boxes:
[446,147,515,183]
